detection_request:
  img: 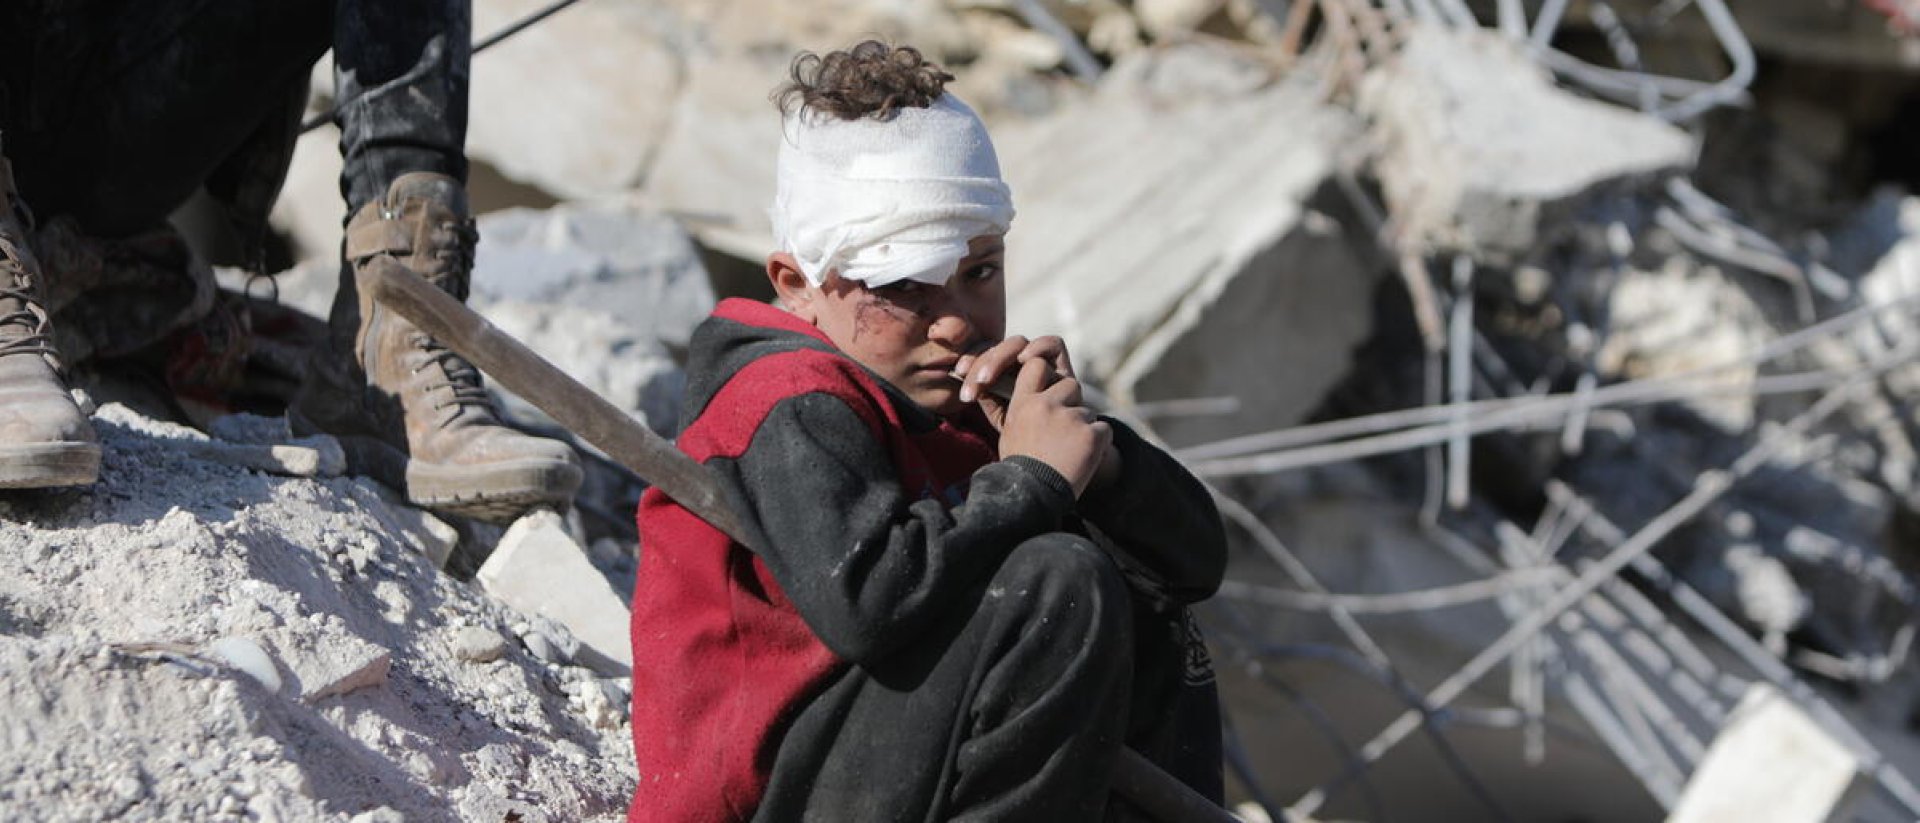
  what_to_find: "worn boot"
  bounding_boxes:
[291,172,580,522]
[0,157,100,489]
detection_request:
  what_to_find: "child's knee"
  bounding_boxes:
[993,533,1131,637]
[1004,533,1122,586]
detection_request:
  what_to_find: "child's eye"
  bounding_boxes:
[963,263,1001,282]
[875,280,926,296]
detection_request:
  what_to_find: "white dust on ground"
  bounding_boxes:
[0,404,637,822]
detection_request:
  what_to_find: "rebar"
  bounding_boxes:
[1288,379,1862,818]
[1548,484,1920,817]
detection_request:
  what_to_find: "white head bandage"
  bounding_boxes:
[770,93,1015,289]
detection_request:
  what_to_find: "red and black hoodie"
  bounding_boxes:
[628,298,1225,822]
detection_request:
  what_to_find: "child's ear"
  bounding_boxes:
[767,253,819,324]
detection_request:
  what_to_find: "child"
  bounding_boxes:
[630,40,1228,822]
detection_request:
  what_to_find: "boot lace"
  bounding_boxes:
[409,330,496,412]
[0,235,55,361]
[422,218,478,301]
[410,218,491,415]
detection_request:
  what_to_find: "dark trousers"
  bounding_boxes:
[0,0,470,239]
[758,533,1224,822]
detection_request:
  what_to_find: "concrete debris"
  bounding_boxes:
[1594,257,1774,432]
[0,405,634,819]
[1360,26,1697,262]
[355,484,462,570]
[1134,0,1225,40]
[471,202,717,353]
[465,0,680,199]
[997,42,1374,448]
[1668,685,1863,822]
[1724,543,1811,652]
[180,439,344,478]
[206,636,284,694]
[478,510,633,675]
[565,678,631,730]
[452,626,510,664]
[476,298,687,439]
[288,628,392,703]
[17,2,1920,820]
[637,48,789,263]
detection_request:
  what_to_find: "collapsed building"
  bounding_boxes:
[6,0,1920,820]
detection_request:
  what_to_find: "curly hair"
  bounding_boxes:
[772,40,954,122]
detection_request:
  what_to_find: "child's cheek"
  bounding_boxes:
[850,293,927,342]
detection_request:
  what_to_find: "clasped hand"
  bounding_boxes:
[952,336,1120,498]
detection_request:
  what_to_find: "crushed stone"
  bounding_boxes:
[0,403,635,820]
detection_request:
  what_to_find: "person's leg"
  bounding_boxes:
[331,0,470,212]
[0,1,331,238]
[1117,605,1225,815]
[0,155,97,489]
[293,0,581,522]
[0,0,327,489]
[757,533,1136,822]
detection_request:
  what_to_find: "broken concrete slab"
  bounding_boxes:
[1669,684,1863,822]
[471,203,717,352]
[995,42,1375,446]
[637,49,787,263]
[1359,25,1697,263]
[477,511,632,675]
[466,0,682,199]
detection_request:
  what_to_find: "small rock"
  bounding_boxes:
[575,679,628,730]
[452,626,509,664]
[296,634,392,703]
[206,637,283,694]
[520,631,558,665]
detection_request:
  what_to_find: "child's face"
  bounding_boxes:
[795,235,1008,416]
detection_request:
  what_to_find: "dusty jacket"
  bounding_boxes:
[628,298,1226,822]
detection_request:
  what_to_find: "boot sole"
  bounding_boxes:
[405,459,584,524]
[290,408,580,524]
[0,442,102,489]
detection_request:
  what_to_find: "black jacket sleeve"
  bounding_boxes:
[1073,418,1228,606]
[716,392,1077,664]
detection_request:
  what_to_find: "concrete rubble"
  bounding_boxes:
[0,405,634,820]
[4,0,1919,819]
[476,510,634,675]
[999,42,1375,447]
[1358,26,1698,262]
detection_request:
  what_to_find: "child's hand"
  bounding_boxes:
[953,335,1076,409]
[994,358,1111,498]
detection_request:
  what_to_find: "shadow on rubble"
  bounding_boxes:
[231,483,624,816]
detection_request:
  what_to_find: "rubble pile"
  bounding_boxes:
[0,406,634,821]
[6,0,1920,820]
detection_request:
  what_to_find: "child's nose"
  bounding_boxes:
[926,300,973,347]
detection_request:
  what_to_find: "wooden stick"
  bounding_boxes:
[360,261,1240,823]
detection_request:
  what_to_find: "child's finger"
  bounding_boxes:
[1017,336,1074,378]
[974,390,1009,431]
[1041,374,1083,408]
[1012,356,1053,399]
[969,336,1030,393]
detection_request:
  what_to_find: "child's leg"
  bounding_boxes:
[757,533,1135,823]
[1121,604,1226,810]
